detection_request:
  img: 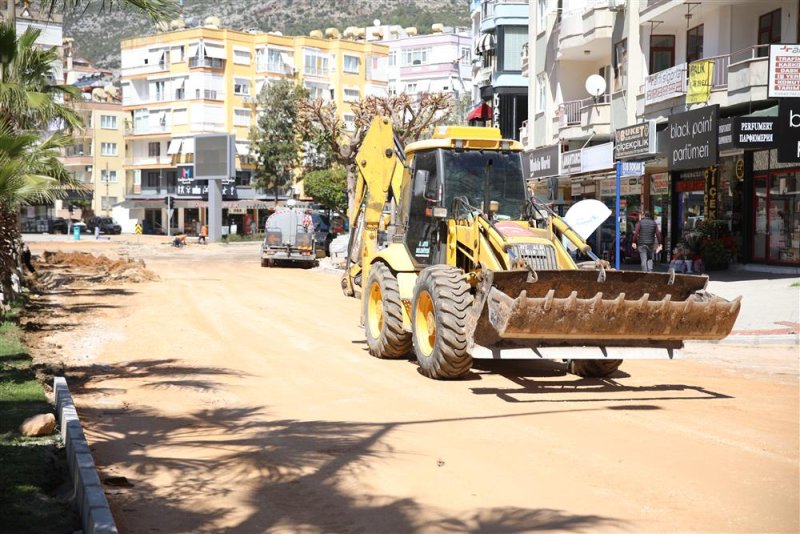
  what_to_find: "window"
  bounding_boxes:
[100,115,117,129]
[536,73,546,113]
[174,78,186,100]
[304,49,329,76]
[402,47,431,66]
[234,78,250,95]
[613,39,627,91]
[405,82,417,94]
[686,25,703,63]
[537,0,547,31]
[234,109,250,127]
[233,49,251,65]
[154,80,165,101]
[460,47,471,66]
[171,45,185,63]
[146,171,160,188]
[258,48,286,72]
[133,109,148,132]
[343,88,360,101]
[343,55,360,74]
[343,113,356,131]
[758,9,781,57]
[649,35,675,74]
[101,170,118,183]
[500,26,528,72]
[101,196,118,210]
[100,143,117,156]
[388,50,396,67]
[148,142,161,157]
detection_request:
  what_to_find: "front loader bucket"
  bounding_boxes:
[474,270,741,345]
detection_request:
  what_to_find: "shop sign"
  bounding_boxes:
[650,172,669,195]
[581,142,613,173]
[686,60,714,104]
[571,183,583,196]
[561,149,582,175]
[583,183,596,194]
[620,176,642,195]
[718,118,735,153]
[645,63,686,105]
[768,44,800,98]
[776,98,800,163]
[665,105,719,171]
[599,178,616,197]
[614,120,657,159]
[620,161,645,177]
[528,144,561,179]
[703,165,720,220]
[676,179,704,192]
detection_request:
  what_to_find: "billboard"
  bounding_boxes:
[195,134,234,179]
[768,44,800,98]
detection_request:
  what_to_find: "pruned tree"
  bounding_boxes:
[250,79,309,207]
[298,92,453,209]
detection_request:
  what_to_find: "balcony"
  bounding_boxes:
[557,94,611,140]
[728,45,770,106]
[303,66,330,77]
[557,3,613,56]
[638,54,731,117]
[189,57,225,69]
[194,89,225,101]
[125,123,170,136]
[125,155,173,167]
[62,154,93,166]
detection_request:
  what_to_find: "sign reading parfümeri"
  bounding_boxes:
[665,105,719,171]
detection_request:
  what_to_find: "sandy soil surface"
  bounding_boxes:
[22,239,800,533]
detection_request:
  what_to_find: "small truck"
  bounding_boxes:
[261,207,318,267]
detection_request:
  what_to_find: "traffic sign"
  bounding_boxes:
[134,224,143,235]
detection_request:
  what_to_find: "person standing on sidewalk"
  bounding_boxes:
[632,211,662,272]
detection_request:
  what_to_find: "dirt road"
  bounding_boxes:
[25,240,799,533]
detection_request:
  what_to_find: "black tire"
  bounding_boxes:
[364,263,412,359]
[568,359,623,378]
[261,258,269,267]
[411,266,473,379]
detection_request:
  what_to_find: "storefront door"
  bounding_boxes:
[753,176,767,262]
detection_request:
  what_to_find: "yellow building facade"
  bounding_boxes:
[120,26,388,233]
[59,100,127,219]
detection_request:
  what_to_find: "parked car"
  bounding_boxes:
[87,216,122,235]
[48,217,69,234]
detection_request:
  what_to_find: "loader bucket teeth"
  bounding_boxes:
[474,270,741,344]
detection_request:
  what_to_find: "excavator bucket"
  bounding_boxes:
[473,269,741,345]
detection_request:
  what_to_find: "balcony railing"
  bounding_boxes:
[557,94,610,128]
[126,123,169,135]
[730,44,770,65]
[303,66,329,77]
[189,57,225,69]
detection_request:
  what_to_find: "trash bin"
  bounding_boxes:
[73,224,81,240]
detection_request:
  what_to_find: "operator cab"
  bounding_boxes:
[401,138,528,266]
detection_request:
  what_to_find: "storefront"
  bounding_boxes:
[752,150,800,265]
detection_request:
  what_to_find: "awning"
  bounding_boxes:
[235,142,250,156]
[187,43,199,58]
[466,102,493,121]
[204,45,226,59]
[181,138,195,154]
[280,52,293,68]
[746,105,778,117]
[475,33,495,55]
[167,139,183,155]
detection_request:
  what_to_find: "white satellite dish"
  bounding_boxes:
[585,74,607,98]
[373,19,381,27]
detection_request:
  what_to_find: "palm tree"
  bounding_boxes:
[0,128,77,307]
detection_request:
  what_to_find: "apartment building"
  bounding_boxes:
[472,0,529,140]
[120,22,388,233]
[362,23,473,101]
[526,0,799,268]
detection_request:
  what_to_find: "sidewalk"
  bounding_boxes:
[643,262,800,345]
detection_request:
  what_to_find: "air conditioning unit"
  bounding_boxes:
[608,0,625,11]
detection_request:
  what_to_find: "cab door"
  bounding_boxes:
[405,149,441,265]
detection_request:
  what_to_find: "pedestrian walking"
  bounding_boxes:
[21,244,35,274]
[632,211,662,272]
[199,224,208,244]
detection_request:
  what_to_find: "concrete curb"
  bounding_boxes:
[698,334,800,346]
[54,377,118,534]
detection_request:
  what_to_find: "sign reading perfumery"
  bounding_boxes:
[645,63,686,105]
[719,118,775,152]
[614,120,657,159]
[768,44,800,98]
[665,104,719,171]
[528,144,561,179]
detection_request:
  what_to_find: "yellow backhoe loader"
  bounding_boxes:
[342,117,741,379]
